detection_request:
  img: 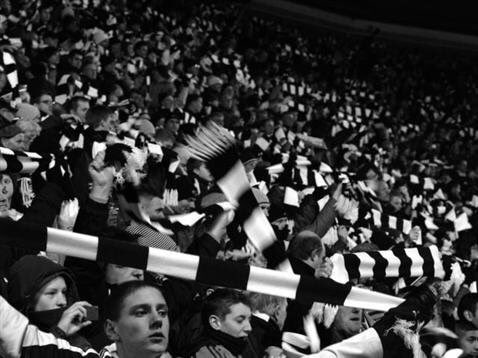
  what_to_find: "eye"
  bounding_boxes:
[157,309,168,317]
[134,309,147,317]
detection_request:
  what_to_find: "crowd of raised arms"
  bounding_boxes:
[0,0,477,358]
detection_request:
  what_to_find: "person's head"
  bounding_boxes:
[459,294,478,328]
[8,255,78,314]
[104,281,169,357]
[69,96,90,122]
[248,292,287,329]
[68,49,83,70]
[186,94,203,114]
[331,306,363,338]
[34,92,54,115]
[105,264,144,285]
[288,230,325,270]
[389,190,403,212]
[187,158,213,182]
[137,161,168,220]
[0,173,14,216]
[455,321,478,357]
[376,180,391,202]
[86,105,117,131]
[164,116,180,135]
[82,61,99,80]
[0,123,25,151]
[202,289,252,338]
[15,119,41,150]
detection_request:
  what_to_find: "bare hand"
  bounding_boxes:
[57,301,92,336]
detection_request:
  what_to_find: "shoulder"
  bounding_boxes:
[194,344,236,358]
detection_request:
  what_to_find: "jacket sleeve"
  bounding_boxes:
[308,328,383,358]
[74,198,109,236]
[0,295,99,358]
[295,196,337,238]
[19,182,65,227]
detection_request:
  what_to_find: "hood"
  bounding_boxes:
[7,255,79,314]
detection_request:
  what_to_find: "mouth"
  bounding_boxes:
[148,332,165,342]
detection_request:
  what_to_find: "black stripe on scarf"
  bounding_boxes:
[97,236,149,269]
[367,250,389,280]
[393,246,412,278]
[343,253,361,280]
[196,257,250,290]
[296,276,352,306]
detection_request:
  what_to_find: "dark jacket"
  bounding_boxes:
[190,328,249,358]
[294,194,337,237]
[243,315,282,358]
[283,256,315,333]
[7,255,90,350]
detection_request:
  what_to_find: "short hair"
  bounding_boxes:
[202,289,251,326]
[103,281,164,321]
[458,293,478,322]
[68,95,89,112]
[288,230,324,261]
[187,157,204,173]
[247,292,286,316]
[85,105,114,128]
[455,320,478,336]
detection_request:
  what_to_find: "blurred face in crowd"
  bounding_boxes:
[37,94,53,115]
[458,329,478,357]
[165,117,180,135]
[376,180,391,202]
[389,194,403,212]
[332,306,363,337]
[99,113,119,132]
[193,162,213,182]
[1,133,25,151]
[106,287,169,356]
[34,276,67,311]
[105,264,144,285]
[0,174,14,217]
[140,193,165,220]
[71,100,90,122]
[69,53,83,70]
[273,299,288,330]
[210,302,252,338]
[83,63,98,80]
[188,97,203,114]
[264,119,274,136]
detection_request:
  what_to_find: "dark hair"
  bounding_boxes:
[458,293,478,322]
[103,281,164,321]
[68,95,89,112]
[201,288,250,326]
[137,159,167,198]
[288,230,323,261]
[86,105,114,129]
[186,157,204,173]
[455,320,478,335]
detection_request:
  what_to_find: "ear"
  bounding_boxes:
[463,310,473,322]
[209,315,221,331]
[104,319,120,342]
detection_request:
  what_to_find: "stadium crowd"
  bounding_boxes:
[0,0,477,357]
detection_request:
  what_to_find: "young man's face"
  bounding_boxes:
[37,94,53,115]
[459,329,478,357]
[111,287,169,355]
[71,100,90,122]
[214,303,252,338]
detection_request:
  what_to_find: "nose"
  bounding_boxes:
[243,320,252,334]
[150,311,163,328]
[56,293,67,308]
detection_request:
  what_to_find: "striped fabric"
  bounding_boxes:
[0,219,404,311]
[126,221,178,251]
[330,245,445,284]
[0,147,53,175]
[370,209,412,235]
[184,124,280,256]
[0,50,19,104]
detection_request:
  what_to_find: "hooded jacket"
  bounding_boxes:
[7,255,90,350]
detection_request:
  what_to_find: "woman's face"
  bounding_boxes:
[0,174,13,216]
[2,133,26,151]
[34,276,68,312]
